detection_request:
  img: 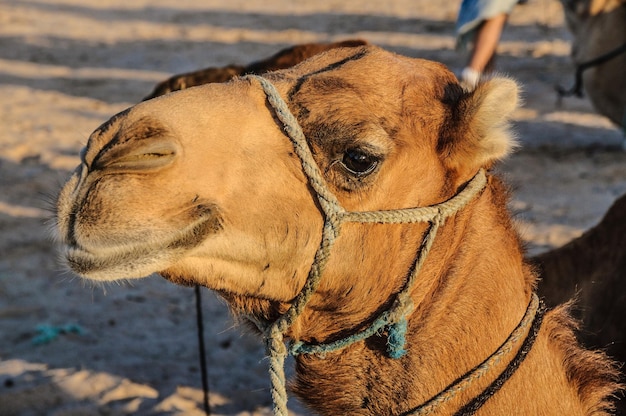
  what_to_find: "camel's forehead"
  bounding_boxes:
[272,46,454,128]
[290,48,455,120]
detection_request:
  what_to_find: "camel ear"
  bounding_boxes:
[440,77,519,173]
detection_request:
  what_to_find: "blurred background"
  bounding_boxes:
[0,0,624,414]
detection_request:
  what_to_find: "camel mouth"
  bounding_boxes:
[63,212,222,281]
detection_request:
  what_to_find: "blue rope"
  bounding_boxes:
[289,303,412,358]
[387,317,409,359]
[32,324,84,346]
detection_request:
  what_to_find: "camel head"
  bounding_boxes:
[561,0,625,60]
[561,0,624,26]
[55,45,519,316]
[560,0,626,126]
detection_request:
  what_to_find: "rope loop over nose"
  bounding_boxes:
[250,75,344,220]
[242,74,489,416]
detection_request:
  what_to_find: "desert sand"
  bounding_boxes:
[0,0,624,415]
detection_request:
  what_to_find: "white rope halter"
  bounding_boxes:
[243,74,494,415]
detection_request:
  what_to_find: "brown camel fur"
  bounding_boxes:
[534,193,626,395]
[560,0,626,127]
[143,39,367,100]
[55,45,621,415]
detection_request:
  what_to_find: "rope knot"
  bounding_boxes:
[386,317,408,359]
[385,294,414,359]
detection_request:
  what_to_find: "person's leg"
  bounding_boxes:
[468,12,508,73]
[461,12,508,87]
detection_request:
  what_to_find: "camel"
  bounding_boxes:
[55,45,621,415]
[559,0,626,127]
[143,39,367,100]
[534,192,626,410]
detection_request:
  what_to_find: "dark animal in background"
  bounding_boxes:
[559,0,626,127]
[534,193,626,411]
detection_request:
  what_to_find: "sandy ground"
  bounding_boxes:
[0,0,624,415]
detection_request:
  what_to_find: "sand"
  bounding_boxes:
[0,0,624,414]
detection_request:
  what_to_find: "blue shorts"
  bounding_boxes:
[456,0,518,43]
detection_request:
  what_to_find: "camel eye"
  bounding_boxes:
[341,148,379,176]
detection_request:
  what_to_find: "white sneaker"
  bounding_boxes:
[460,67,481,89]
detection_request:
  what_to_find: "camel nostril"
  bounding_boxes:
[93,139,179,172]
[87,116,179,173]
[109,147,176,171]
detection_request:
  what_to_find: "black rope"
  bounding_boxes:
[453,301,546,416]
[194,285,211,415]
[556,42,626,99]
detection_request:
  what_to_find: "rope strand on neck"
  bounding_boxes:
[403,293,542,416]
[453,297,545,416]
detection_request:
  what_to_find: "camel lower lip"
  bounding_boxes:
[65,245,169,279]
[64,214,221,280]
